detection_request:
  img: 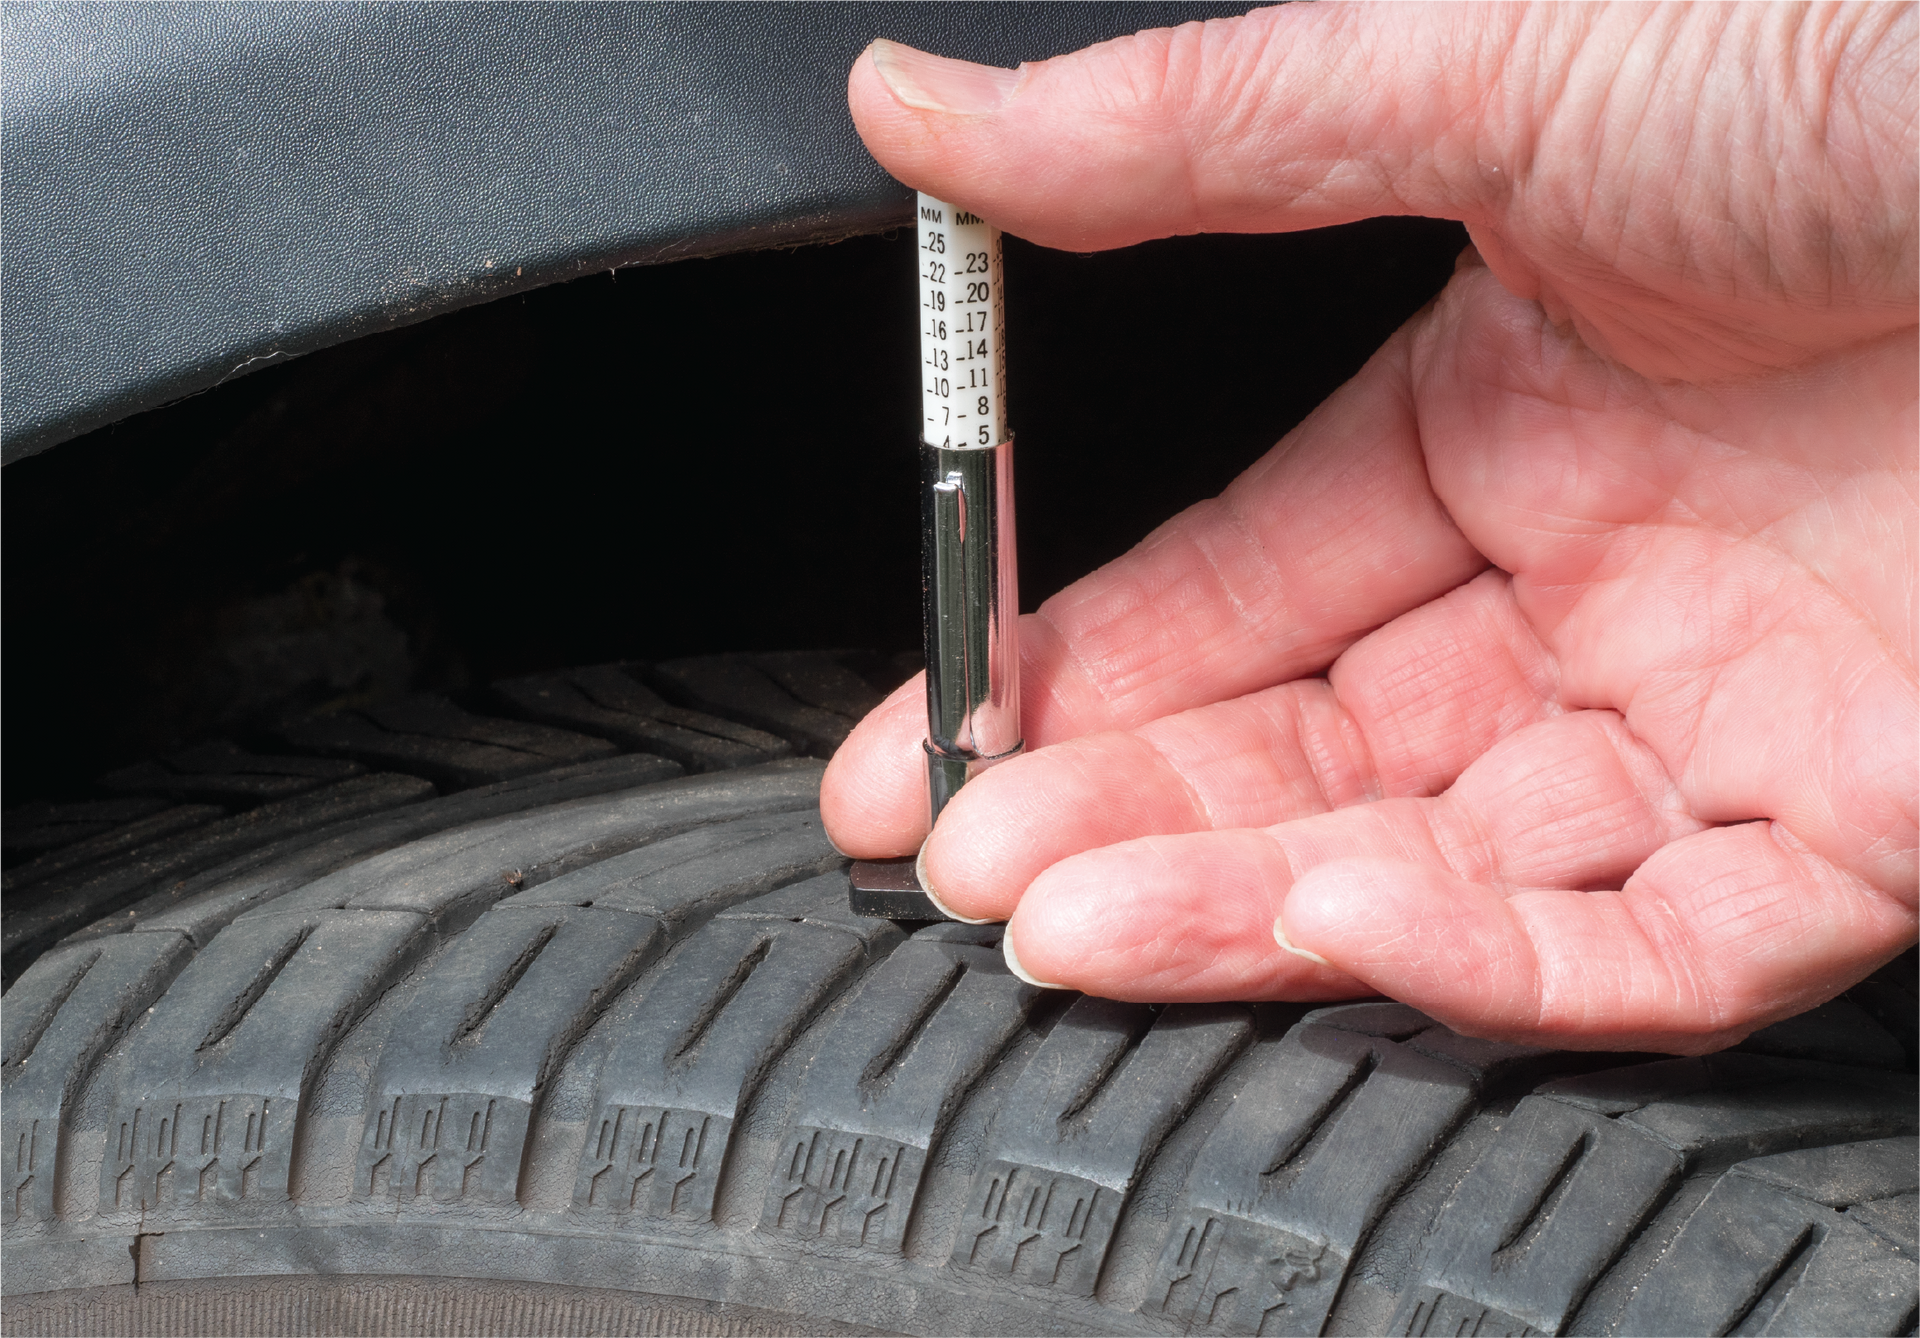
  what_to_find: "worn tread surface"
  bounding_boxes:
[4,651,1915,1336]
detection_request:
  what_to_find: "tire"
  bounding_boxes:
[4,652,1916,1337]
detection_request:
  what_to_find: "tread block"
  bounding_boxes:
[3,804,224,896]
[572,911,888,1223]
[1617,1071,1920,1168]
[760,937,1041,1252]
[807,648,922,697]
[1144,1007,1507,1336]
[6,1118,45,1227]
[948,999,1254,1296]
[94,908,428,1213]
[355,905,668,1205]
[278,715,557,790]
[1393,1058,1918,1336]
[577,1106,731,1219]
[78,754,685,944]
[651,656,858,756]
[1846,1191,1919,1258]
[764,1129,916,1250]
[142,742,364,780]
[1299,1001,1435,1039]
[100,743,366,807]
[748,652,887,720]
[1392,1289,1537,1336]
[572,666,794,754]
[2,933,196,1224]
[1388,1095,1685,1336]
[1734,997,1911,1071]
[280,694,617,790]
[1402,1027,1566,1090]
[1154,1214,1342,1337]
[3,776,432,986]
[508,810,839,934]
[1617,1143,1920,1336]
[104,1093,289,1212]
[260,770,826,922]
[713,869,901,949]
[1845,949,1918,1071]
[954,1163,1121,1294]
[913,921,1004,946]
[361,1094,524,1205]
[1,797,173,861]
[1729,1135,1919,1208]
[494,666,791,773]
[1537,1051,1864,1116]
[361,695,617,763]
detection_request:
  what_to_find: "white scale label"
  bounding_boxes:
[917,192,1006,449]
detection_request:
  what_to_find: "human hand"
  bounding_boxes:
[821,2,1917,1054]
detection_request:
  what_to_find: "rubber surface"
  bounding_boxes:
[4,1276,876,1337]
[4,652,1916,1336]
[2,2,1245,461]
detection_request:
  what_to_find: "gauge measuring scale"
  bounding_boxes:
[917,192,1023,825]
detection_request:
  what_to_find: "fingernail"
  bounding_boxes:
[1002,929,1068,990]
[1273,916,1333,967]
[869,38,1019,115]
[917,841,997,925]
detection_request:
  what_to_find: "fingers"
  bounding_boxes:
[1005,708,1708,1001]
[820,672,926,857]
[912,569,1561,918]
[918,680,1378,921]
[1004,828,1369,1002]
[1280,822,1919,1054]
[848,5,1521,250]
[821,309,1485,857]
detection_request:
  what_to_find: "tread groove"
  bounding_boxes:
[671,938,773,1069]
[1262,1048,1379,1177]
[1055,1007,1157,1129]
[451,924,560,1048]
[858,959,965,1100]
[2,947,101,1069]
[1725,1220,1821,1337]
[1492,1129,1591,1262]
[194,926,314,1053]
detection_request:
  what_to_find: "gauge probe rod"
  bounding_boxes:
[917,192,1022,824]
[847,193,1023,921]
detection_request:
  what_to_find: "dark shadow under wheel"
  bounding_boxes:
[4,651,1915,1337]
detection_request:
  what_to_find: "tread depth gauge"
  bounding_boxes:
[850,192,1023,920]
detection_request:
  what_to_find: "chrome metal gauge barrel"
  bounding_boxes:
[916,192,1022,823]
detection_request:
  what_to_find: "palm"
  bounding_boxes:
[823,2,1918,1051]
[824,258,1916,1050]
[1350,267,1917,1048]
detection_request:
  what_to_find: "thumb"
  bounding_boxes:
[848,4,1522,251]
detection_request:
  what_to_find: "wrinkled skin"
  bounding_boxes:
[822,2,1918,1054]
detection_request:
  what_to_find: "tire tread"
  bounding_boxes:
[3,652,1913,1337]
